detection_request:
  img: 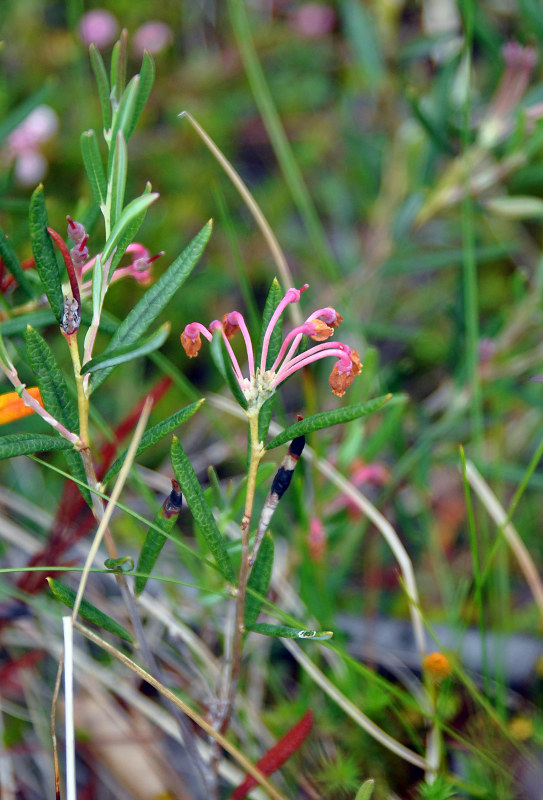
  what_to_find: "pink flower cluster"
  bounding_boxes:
[181,284,361,408]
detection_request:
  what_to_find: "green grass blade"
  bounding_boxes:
[91,220,212,393]
[247,623,333,640]
[265,394,393,449]
[47,578,133,642]
[245,533,274,628]
[81,322,170,375]
[29,185,64,324]
[171,436,235,582]
[0,228,34,298]
[81,130,107,208]
[89,44,112,132]
[0,434,73,460]
[103,399,205,483]
[227,0,339,279]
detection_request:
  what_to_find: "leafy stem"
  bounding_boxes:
[64,332,90,448]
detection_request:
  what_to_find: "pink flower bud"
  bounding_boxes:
[66,216,87,245]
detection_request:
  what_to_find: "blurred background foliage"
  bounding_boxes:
[2,1,543,798]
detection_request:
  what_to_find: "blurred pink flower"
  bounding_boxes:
[290,3,335,38]
[307,516,327,563]
[78,9,119,48]
[132,21,173,55]
[13,151,47,187]
[6,105,58,187]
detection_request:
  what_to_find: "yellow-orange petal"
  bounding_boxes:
[329,364,352,397]
[423,651,452,683]
[0,387,43,425]
[309,319,334,342]
[221,313,240,339]
[328,311,343,328]
[181,331,201,358]
[350,348,362,376]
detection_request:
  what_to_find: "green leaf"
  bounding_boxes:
[126,50,155,140]
[29,185,64,324]
[89,44,112,132]
[47,578,133,642]
[265,394,393,450]
[104,556,134,573]
[108,130,127,229]
[0,433,73,460]
[81,130,107,208]
[210,330,248,410]
[134,498,180,595]
[110,31,128,103]
[106,182,152,278]
[103,398,204,483]
[108,74,139,170]
[355,780,375,800]
[101,191,158,266]
[0,228,34,298]
[171,436,235,582]
[245,533,274,628]
[91,220,212,393]
[81,322,170,375]
[25,326,91,505]
[256,277,282,371]
[247,623,333,640]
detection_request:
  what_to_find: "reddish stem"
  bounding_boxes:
[230,710,314,799]
[46,226,80,307]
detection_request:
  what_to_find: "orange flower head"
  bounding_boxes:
[181,328,201,358]
[0,387,43,425]
[329,347,362,397]
[423,651,452,683]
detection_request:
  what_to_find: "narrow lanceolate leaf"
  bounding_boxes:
[25,326,91,505]
[0,228,34,298]
[258,394,276,444]
[0,387,43,425]
[103,398,204,483]
[91,220,213,393]
[126,50,155,140]
[107,182,152,277]
[89,44,112,132]
[81,130,107,208]
[101,191,158,265]
[245,533,274,629]
[256,278,282,370]
[231,710,314,800]
[210,331,248,410]
[247,623,333,640]
[355,780,375,800]
[108,130,127,229]
[265,394,393,450]
[47,578,133,642]
[171,436,235,582]
[0,433,73,460]
[135,480,183,595]
[29,185,64,324]
[81,322,170,375]
[108,74,139,171]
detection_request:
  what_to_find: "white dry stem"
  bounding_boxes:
[465,460,543,621]
[178,111,302,325]
[283,639,427,770]
[62,616,76,800]
[71,397,152,622]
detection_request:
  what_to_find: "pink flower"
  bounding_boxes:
[181,284,361,409]
[290,4,336,38]
[78,10,119,48]
[132,22,173,56]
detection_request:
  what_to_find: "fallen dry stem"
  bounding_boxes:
[73,621,288,800]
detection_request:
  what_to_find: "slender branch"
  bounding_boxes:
[218,410,263,735]
[64,332,89,447]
